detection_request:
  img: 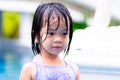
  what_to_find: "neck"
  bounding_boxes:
[36,52,65,66]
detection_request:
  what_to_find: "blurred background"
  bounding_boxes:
[0,0,120,80]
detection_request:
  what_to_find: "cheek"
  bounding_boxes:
[41,34,46,41]
[65,36,69,44]
[42,39,51,49]
[62,37,69,49]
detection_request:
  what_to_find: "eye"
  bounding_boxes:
[63,32,68,35]
[48,32,54,35]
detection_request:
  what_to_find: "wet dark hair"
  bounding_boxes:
[31,2,73,57]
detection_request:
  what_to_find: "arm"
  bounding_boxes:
[75,65,80,80]
[72,64,80,80]
[19,62,35,80]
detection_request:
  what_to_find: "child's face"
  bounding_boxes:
[40,15,69,56]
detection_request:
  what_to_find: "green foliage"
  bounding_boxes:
[109,19,120,27]
[2,11,20,38]
[73,21,87,31]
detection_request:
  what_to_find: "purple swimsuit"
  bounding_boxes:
[32,60,76,80]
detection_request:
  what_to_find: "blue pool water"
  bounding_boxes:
[1,38,120,80]
[0,38,33,80]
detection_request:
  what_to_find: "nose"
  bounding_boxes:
[54,35,62,44]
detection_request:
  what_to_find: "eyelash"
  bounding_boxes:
[47,32,68,35]
[63,32,68,35]
[49,32,54,35]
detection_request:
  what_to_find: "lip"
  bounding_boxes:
[52,46,62,49]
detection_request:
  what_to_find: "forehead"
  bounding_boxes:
[43,12,68,29]
[49,13,65,25]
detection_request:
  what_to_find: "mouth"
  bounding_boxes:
[52,46,62,49]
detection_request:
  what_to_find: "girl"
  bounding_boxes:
[19,2,80,80]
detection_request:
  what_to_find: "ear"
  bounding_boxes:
[35,35,40,43]
[40,30,43,38]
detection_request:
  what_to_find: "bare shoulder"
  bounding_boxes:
[19,62,36,80]
[69,62,80,80]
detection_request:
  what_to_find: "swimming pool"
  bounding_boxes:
[1,38,120,80]
[0,38,33,80]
